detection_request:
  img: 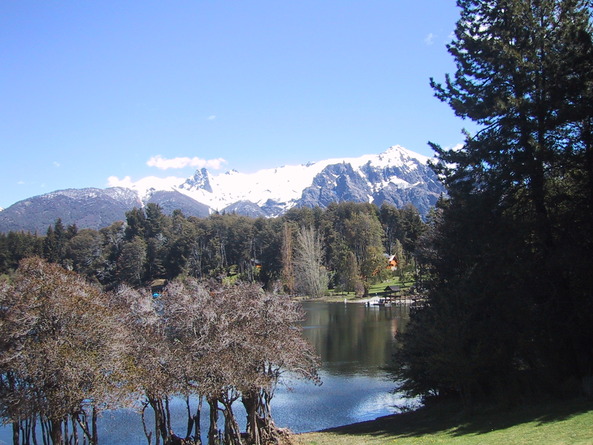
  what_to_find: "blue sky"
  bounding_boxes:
[1,1,469,209]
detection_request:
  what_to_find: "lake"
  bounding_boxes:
[271,300,415,432]
[0,301,413,444]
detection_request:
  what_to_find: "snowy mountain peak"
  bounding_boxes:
[375,145,431,166]
[0,145,445,233]
[174,145,442,216]
[180,168,213,193]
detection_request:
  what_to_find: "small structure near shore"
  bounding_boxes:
[368,285,403,307]
[383,285,401,297]
[383,285,402,304]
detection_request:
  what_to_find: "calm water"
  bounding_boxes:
[0,301,413,444]
[271,301,414,432]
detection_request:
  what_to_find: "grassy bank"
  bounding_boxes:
[293,398,593,445]
[300,277,415,303]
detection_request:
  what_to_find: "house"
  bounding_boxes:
[387,255,398,271]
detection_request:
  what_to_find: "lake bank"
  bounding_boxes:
[294,278,418,304]
[0,300,409,444]
[294,397,593,445]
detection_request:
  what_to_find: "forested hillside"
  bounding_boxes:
[0,202,425,296]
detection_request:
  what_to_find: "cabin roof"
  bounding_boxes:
[384,285,401,292]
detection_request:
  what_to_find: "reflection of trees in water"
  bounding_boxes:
[301,303,410,374]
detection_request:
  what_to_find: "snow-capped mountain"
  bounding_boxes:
[0,146,445,233]
[172,145,442,217]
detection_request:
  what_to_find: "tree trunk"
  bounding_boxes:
[31,416,39,445]
[12,421,19,445]
[195,396,203,444]
[207,398,219,445]
[71,415,78,445]
[220,400,242,445]
[242,391,261,445]
[49,418,62,445]
[92,406,98,445]
[141,403,153,445]
[185,396,195,440]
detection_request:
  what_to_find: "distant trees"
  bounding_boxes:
[0,201,426,297]
[280,223,295,294]
[397,0,593,404]
[0,259,319,445]
[118,236,147,286]
[322,203,391,296]
[0,231,42,273]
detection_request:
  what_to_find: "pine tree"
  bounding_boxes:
[398,0,593,402]
[431,0,593,252]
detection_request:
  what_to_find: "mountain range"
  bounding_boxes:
[0,145,445,233]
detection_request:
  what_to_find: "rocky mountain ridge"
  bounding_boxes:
[0,146,445,233]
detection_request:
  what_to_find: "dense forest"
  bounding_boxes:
[0,202,425,296]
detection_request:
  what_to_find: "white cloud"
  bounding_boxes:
[146,155,227,170]
[424,33,435,45]
[107,175,134,188]
[53,161,61,168]
[207,115,217,120]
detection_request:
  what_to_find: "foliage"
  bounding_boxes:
[0,203,426,298]
[396,0,593,404]
[322,203,394,296]
[0,259,319,445]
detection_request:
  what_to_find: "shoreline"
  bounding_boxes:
[295,294,420,305]
[293,397,593,445]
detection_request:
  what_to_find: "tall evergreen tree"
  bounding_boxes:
[398,0,593,402]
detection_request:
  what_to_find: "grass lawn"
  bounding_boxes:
[318,277,413,303]
[293,398,593,445]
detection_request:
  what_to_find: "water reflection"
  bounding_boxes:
[301,301,409,375]
[266,301,414,433]
[0,301,412,444]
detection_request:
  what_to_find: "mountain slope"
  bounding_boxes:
[0,146,445,233]
[0,188,141,233]
[177,145,443,216]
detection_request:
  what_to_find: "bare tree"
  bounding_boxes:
[0,258,127,445]
[238,287,320,445]
[111,284,182,445]
[1,261,319,445]
[160,279,320,445]
[293,226,328,298]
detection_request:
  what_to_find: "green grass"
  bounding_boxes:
[320,276,412,302]
[293,399,593,445]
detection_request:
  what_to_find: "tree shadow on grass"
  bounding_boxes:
[320,398,593,440]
